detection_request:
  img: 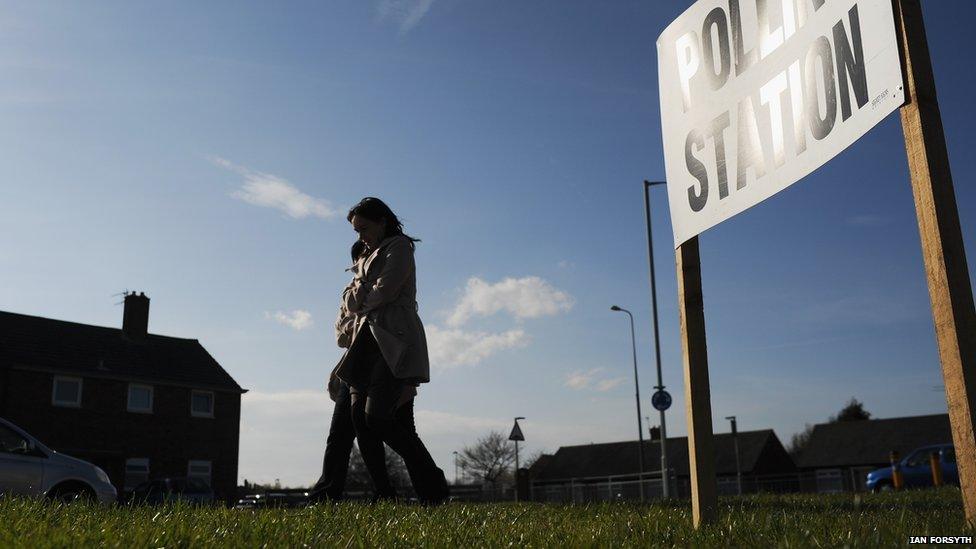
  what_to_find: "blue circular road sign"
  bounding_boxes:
[652,390,672,411]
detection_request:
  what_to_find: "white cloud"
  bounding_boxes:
[211,156,338,219]
[596,377,626,392]
[426,325,529,369]
[565,368,603,389]
[245,389,330,416]
[239,390,331,487]
[423,275,570,370]
[446,276,574,327]
[413,410,509,436]
[565,369,625,392]
[265,310,314,331]
[376,0,436,35]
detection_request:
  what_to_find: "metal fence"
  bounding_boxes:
[530,472,672,503]
[447,484,515,502]
[447,469,883,503]
[241,470,869,505]
[529,471,829,503]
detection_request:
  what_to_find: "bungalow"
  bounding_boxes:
[795,413,952,492]
[530,429,796,501]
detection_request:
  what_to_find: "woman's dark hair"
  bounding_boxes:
[347,197,420,250]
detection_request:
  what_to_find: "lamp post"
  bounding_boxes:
[643,179,670,498]
[453,451,459,485]
[611,305,646,502]
[726,416,742,495]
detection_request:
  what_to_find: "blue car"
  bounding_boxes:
[866,444,958,492]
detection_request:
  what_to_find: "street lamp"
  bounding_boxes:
[611,304,646,503]
[644,179,670,498]
[726,416,742,495]
[453,451,459,485]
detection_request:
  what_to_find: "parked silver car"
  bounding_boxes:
[0,417,117,504]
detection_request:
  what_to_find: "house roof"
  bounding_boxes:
[0,310,245,393]
[533,429,791,481]
[528,454,554,476]
[795,414,951,469]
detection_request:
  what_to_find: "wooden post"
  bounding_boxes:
[896,0,976,525]
[890,450,904,491]
[676,236,717,527]
[930,452,944,487]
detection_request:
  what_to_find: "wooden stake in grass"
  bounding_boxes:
[930,452,944,488]
[676,236,717,527]
[891,451,904,491]
[896,0,976,526]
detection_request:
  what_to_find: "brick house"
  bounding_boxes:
[0,292,246,502]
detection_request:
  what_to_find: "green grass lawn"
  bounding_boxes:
[2,489,972,548]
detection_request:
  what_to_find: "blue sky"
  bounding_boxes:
[0,0,973,486]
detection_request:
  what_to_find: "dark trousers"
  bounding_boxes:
[308,382,393,500]
[351,395,448,502]
[348,329,449,503]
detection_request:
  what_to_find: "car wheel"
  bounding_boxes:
[873,481,893,493]
[49,484,95,504]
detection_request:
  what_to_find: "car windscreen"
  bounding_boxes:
[905,450,934,468]
[0,424,30,454]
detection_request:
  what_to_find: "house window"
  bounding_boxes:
[124,458,150,491]
[127,384,154,414]
[52,377,83,408]
[187,460,212,487]
[190,390,214,418]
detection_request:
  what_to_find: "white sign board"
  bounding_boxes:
[657,0,904,247]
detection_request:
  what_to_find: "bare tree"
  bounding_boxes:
[458,431,517,487]
[346,448,371,491]
[788,423,814,460]
[385,448,411,490]
[346,446,411,493]
[523,449,546,470]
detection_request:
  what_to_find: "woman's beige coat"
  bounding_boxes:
[332,235,430,389]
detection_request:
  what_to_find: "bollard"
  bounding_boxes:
[890,451,904,490]
[930,452,944,487]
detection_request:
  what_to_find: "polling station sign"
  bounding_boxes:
[657,0,904,247]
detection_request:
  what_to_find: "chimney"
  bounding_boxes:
[123,291,150,340]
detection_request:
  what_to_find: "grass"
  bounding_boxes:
[1,489,972,548]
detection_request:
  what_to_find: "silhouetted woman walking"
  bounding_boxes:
[333,197,448,504]
[308,241,392,502]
